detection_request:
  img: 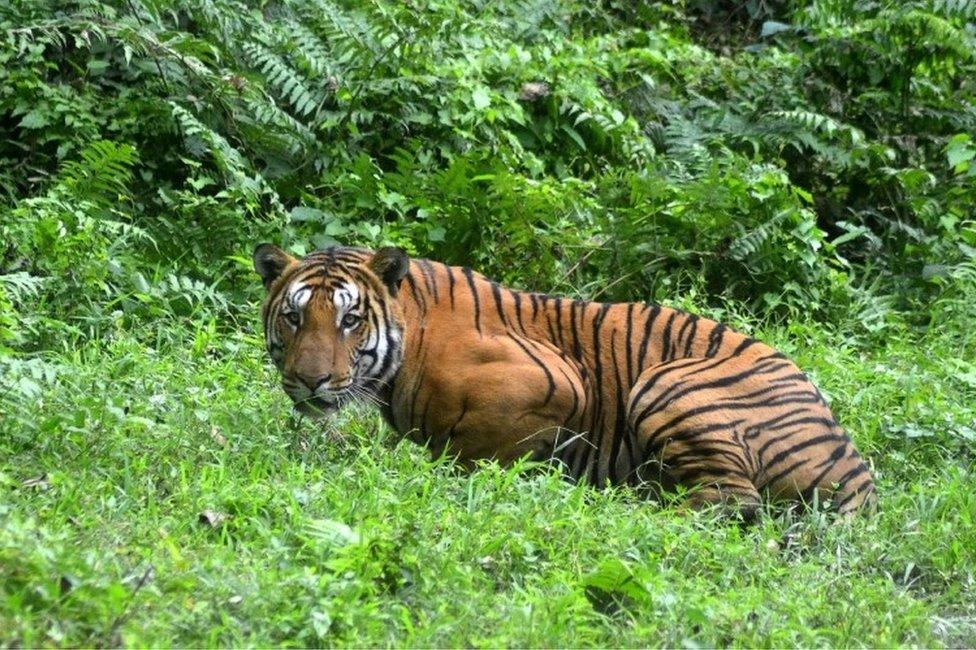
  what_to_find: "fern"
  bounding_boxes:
[930,0,976,20]
[727,210,791,262]
[283,19,336,78]
[58,140,137,206]
[242,42,325,118]
[762,110,865,154]
[169,102,248,178]
[0,272,46,303]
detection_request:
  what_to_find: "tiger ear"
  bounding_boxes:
[253,243,296,289]
[369,247,409,296]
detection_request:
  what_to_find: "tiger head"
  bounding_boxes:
[252,243,409,417]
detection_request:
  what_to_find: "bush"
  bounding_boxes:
[1,0,974,334]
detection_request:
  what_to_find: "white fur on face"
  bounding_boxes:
[289,282,313,311]
[334,280,395,379]
[266,280,312,364]
[332,281,360,328]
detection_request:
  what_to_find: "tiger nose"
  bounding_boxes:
[298,373,331,391]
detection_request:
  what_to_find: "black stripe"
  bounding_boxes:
[653,419,748,443]
[706,323,726,358]
[760,415,838,434]
[660,311,677,362]
[762,457,811,488]
[633,354,788,426]
[764,434,839,474]
[682,316,698,357]
[752,423,829,468]
[553,298,566,347]
[732,338,759,355]
[833,460,869,489]
[447,405,468,438]
[670,462,750,486]
[624,304,635,385]
[743,409,828,439]
[462,268,482,333]
[587,304,612,485]
[628,357,726,416]
[542,296,559,343]
[408,347,430,431]
[558,366,580,424]
[418,393,435,441]
[569,300,584,361]
[639,394,825,457]
[509,335,557,404]
[799,441,850,499]
[404,273,427,313]
[665,444,752,476]
[723,383,816,406]
[607,330,628,485]
[636,305,661,374]
[675,315,694,358]
[374,307,400,381]
[769,372,813,386]
[652,416,763,448]
[418,259,439,303]
[512,290,527,333]
[835,479,874,511]
[447,265,457,308]
[490,282,508,327]
[574,431,596,483]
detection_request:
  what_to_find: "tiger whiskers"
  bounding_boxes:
[343,383,388,409]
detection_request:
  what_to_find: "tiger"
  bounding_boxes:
[253,243,877,518]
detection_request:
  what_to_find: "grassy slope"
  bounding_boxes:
[2,306,975,647]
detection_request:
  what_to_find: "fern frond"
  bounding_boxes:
[242,42,325,117]
[169,102,247,176]
[59,140,138,205]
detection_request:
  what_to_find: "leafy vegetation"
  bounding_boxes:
[1,0,975,646]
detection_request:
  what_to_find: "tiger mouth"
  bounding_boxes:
[294,395,339,418]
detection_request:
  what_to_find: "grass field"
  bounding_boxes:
[3,0,976,646]
[3,298,975,647]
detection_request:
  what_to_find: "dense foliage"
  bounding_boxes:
[2,0,975,646]
[3,0,975,331]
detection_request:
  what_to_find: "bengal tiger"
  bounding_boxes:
[253,243,876,518]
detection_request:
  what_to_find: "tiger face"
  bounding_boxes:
[252,244,409,417]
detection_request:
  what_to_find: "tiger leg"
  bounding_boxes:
[649,433,762,519]
[627,357,762,518]
[627,353,875,517]
[756,420,877,516]
[410,332,588,468]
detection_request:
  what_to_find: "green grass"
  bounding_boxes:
[2,307,975,647]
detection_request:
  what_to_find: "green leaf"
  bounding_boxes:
[289,206,329,223]
[560,124,587,150]
[946,134,975,172]
[310,610,332,639]
[325,220,347,236]
[19,109,50,129]
[582,558,648,602]
[305,519,360,548]
[428,225,446,242]
[832,225,870,247]
[471,85,491,110]
[761,21,792,37]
